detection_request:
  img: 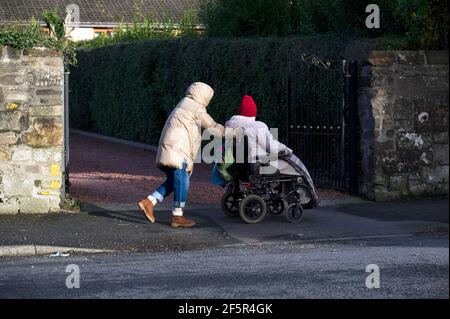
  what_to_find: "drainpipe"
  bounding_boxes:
[63,65,70,197]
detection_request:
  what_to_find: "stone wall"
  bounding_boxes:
[0,46,64,214]
[359,50,449,200]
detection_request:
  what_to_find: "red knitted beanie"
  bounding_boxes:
[238,95,257,117]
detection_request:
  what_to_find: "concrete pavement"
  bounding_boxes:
[89,198,449,245]
[0,199,447,256]
[0,204,238,255]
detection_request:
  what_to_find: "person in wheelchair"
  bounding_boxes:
[213,95,319,224]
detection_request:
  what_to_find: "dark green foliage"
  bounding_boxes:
[78,11,200,49]
[70,35,398,144]
[69,1,448,146]
[0,21,61,49]
[0,16,77,65]
[199,0,297,36]
[200,0,448,49]
[42,9,65,40]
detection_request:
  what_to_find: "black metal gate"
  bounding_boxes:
[287,52,358,193]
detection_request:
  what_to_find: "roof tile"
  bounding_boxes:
[0,0,199,25]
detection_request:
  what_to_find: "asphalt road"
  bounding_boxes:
[0,235,448,299]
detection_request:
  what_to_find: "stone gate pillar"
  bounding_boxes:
[358,50,449,200]
[0,46,65,213]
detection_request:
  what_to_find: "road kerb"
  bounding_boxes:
[0,245,114,257]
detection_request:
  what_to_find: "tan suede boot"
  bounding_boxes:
[138,198,156,223]
[171,216,196,228]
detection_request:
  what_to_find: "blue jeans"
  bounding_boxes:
[151,162,189,208]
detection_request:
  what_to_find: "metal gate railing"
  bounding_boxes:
[287,52,358,193]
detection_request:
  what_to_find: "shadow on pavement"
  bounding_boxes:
[336,198,449,223]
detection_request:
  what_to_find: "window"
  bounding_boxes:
[93,28,114,38]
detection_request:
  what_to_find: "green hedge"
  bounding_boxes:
[199,0,449,49]
[69,36,400,144]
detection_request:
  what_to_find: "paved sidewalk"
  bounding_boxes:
[0,204,237,253]
[0,199,447,255]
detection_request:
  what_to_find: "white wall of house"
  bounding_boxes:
[69,27,95,41]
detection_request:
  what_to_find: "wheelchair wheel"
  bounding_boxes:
[220,190,240,217]
[285,203,304,223]
[239,195,267,224]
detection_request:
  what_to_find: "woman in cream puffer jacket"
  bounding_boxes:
[156,82,224,172]
[139,82,224,228]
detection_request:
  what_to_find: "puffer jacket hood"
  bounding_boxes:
[156,82,224,172]
[185,82,214,107]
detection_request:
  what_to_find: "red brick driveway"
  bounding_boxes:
[69,132,343,205]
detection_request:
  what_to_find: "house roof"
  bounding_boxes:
[0,0,200,27]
